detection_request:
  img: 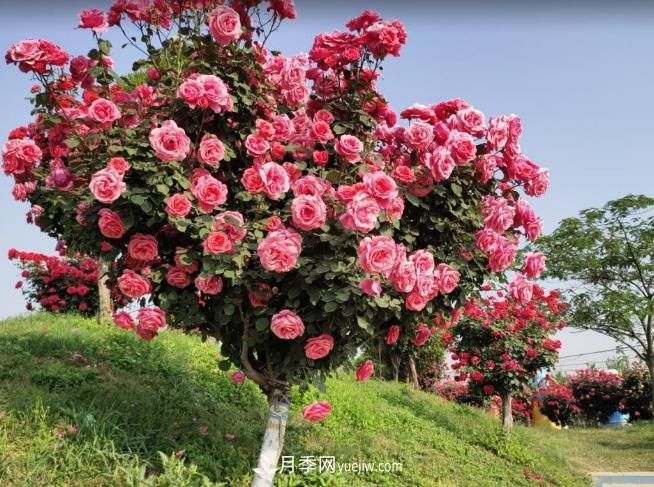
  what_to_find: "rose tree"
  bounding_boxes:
[4,2,551,482]
[452,282,567,429]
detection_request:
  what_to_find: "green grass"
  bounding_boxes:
[0,313,591,486]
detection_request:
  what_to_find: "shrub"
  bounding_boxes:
[534,382,579,426]
[9,248,100,315]
[568,369,624,424]
[622,362,653,421]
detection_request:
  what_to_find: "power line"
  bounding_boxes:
[558,347,627,359]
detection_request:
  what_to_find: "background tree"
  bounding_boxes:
[532,195,654,413]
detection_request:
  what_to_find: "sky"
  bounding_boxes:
[1,1,652,367]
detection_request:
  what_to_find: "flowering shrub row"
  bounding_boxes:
[8,248,99,314]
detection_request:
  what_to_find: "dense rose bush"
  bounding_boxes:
[4,1,552,478]
[567,369,624,424]
[8,248,100,314]
[534,382,579,426]
[622,362,653,421]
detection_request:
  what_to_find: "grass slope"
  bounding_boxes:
[0,313,590,486]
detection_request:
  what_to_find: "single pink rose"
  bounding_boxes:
[508,272,533,304]
[108,157,130,174]
[302,401,332,422]
[334,134,363,163]
[403,121,433,150]
[357,235,398,275]
[78,9,108,32]
[89,168,125,203]
[113,311,135,330]
[149,120,191,161]
[257,228,302,272]
[166,193,192,218]
[195,275,224,295]
[434,263,460,295]
[414,323,432,346]
[213,211,247,241]
[423,146,455,182]
[230,370,246,384]
[127,233,159,261]
[356,360,374,382]
[198,134,226,165]
[191,169,228,212]
[291,194,327,231]
[259,162,290,200]
[340,192,380,233]
[208,5,242,45]
[359,278,382,297]
[97,208,125,239]
[88,98,121,124]
[166,266,191,289]
[271,310,305,340]
[117,269,151,298]
[203,231,233,254]
[363,171,398,206]
[447,130,476,164]
[523,252,546,279]
[385,325,400,345]
[304,334,334,360]
[136,306,167,340]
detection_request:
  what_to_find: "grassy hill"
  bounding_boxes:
[0,313,591,486]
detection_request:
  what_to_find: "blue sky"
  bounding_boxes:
[1,1,652,365]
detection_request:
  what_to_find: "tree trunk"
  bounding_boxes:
[407,355,420,390]
[648,360,654,416]
[97,256,112,325]
[390,354,400,382]
[501,392,513,431]
[251,388,290,487]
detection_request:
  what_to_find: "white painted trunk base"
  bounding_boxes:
[251,392,290,487]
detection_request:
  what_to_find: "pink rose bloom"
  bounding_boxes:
[313,150,329,166]
[508,272,534,304]
[359,277,382,297]
[257,228,302,272]
[405,290,429,311]
[475,154,498,184]
[357,235,398,275]
[117,269,151,298]
[291,195,327,231]
[136,306,167,340]
[177,75,232,113]
[414,323,432,346]
[166,193,192,218]
[340,192,380,233]
[90,168,125,203]
[191,169,228,212]
[525,168,550,197]
[113,311,135,330]
[483,197,515,233]
[524,216,543,241]
[197,135,225,165]
[334,135,364,163]
[259,162,290,200]
[2,139,42,176]
[423,146,455,182]
[245,133,270,157]
[128,233,159,261]
[271,310,305,340]
[195,275,223,295]
[434,263,460,294]
[241,166,265,194]
[203,231,233,254]
[97,208,125,239]
[456,107,485,136]
[108,157,130,174]
[213,211,247,241]
[487,116,509,150]
[363,171,398,206]
[89,98,121,125]
[385,325,400,345]
[208,5,242,45]
[79,9,108,32]
[447,130,476,164]
[177,78,203,107]
[302,401,332,422]
[230,370,246,384]
[304,334,334,360]
[309,121,334,144]
[356,360,374,382]
[149,120,191,161]
[488,238,517,272]
[390,257,417,293]
[523,251,546,279]
[249,282,272,307]
[166,266,191,289]
[403,121,434,150]
[292,174,327,197]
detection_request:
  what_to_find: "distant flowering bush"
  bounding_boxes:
[534,382,579,426]
[568,369,624,424]
[434,380,469,402]
[621,363,653,421]
[3,1,551,480]
[8,248,100,314]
